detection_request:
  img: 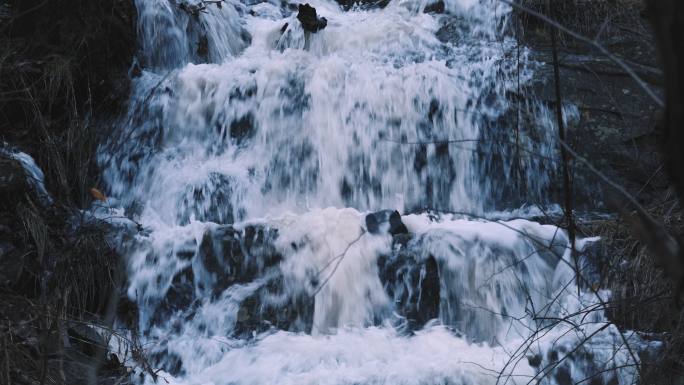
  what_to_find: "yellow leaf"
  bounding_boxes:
[90,188,107,202]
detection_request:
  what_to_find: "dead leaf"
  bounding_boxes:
[90,188,107,202]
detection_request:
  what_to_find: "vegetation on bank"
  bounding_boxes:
[1,0,137,383]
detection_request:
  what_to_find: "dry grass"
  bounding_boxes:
[0,192,127,384]
[583,201,684,384]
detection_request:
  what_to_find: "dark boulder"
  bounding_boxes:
[229,113,256,144]
[178,172,238,225]
[149,224,282,324]
[377,244,442,331]
[418,255,440,323]
[365,210,409,236]
[297,3,327,33]
[233,277,314,337]
[156,266,196,319]
[424,0,444,13]
[0,147,52,209]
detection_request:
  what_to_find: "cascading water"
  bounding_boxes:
[98,0,656,384]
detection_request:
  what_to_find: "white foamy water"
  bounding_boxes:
[98,0,654,384]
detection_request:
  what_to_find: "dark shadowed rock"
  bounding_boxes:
[297,4,327,33]
[0,157,25,196]
[230,113,256,144]
[162,266,196,314]
[157,224,281,314]
[0,241,22,287]
[527,354,542,367]
[365,210,409,236]
[377,235,442,331]
[424,0,444,13]
[233,277,314,337]
[0,149,52,208]
[197,34,209,59]
[418,255,440,323]
[178,172,238,225]
[388,210,409,235]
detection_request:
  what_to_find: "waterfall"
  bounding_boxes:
[98,0,656,384]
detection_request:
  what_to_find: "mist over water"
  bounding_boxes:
[99,0,653,384]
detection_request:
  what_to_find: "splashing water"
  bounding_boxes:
[99,0,655,384]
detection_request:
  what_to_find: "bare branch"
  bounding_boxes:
[499,0,664,107]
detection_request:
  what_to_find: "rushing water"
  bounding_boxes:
[98,0,654,384]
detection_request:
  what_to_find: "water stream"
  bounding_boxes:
[98,0,654,383]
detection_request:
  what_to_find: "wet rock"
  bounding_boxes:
[335,0,390,11]
[388,211,409,235]
[150,349,184,376]
[554,366,573,385]
[148,224,282,328]
[229,113,256,144]
[198,226,241,282]
[179,1,205,18]
[424,0,444,14]
[198,224,281,293]
[0,156,26,196]
[228,83,257,102]
[178,172,237,225]
[175,238,197,260]
[436,20,466,44]
[297,3,327,33]
[413,145,428,173]
[377,243,441,331]
[418,255,440,323]
[340,178,353,201]
[116,295,139,329]
[163,266,196,313]
[233,278,314,337]
[527,353,542,367]
[365,210,409,236]
[197,34,209,59]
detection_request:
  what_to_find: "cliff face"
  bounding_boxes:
[518,0,664,208]
[0,1,138,384]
